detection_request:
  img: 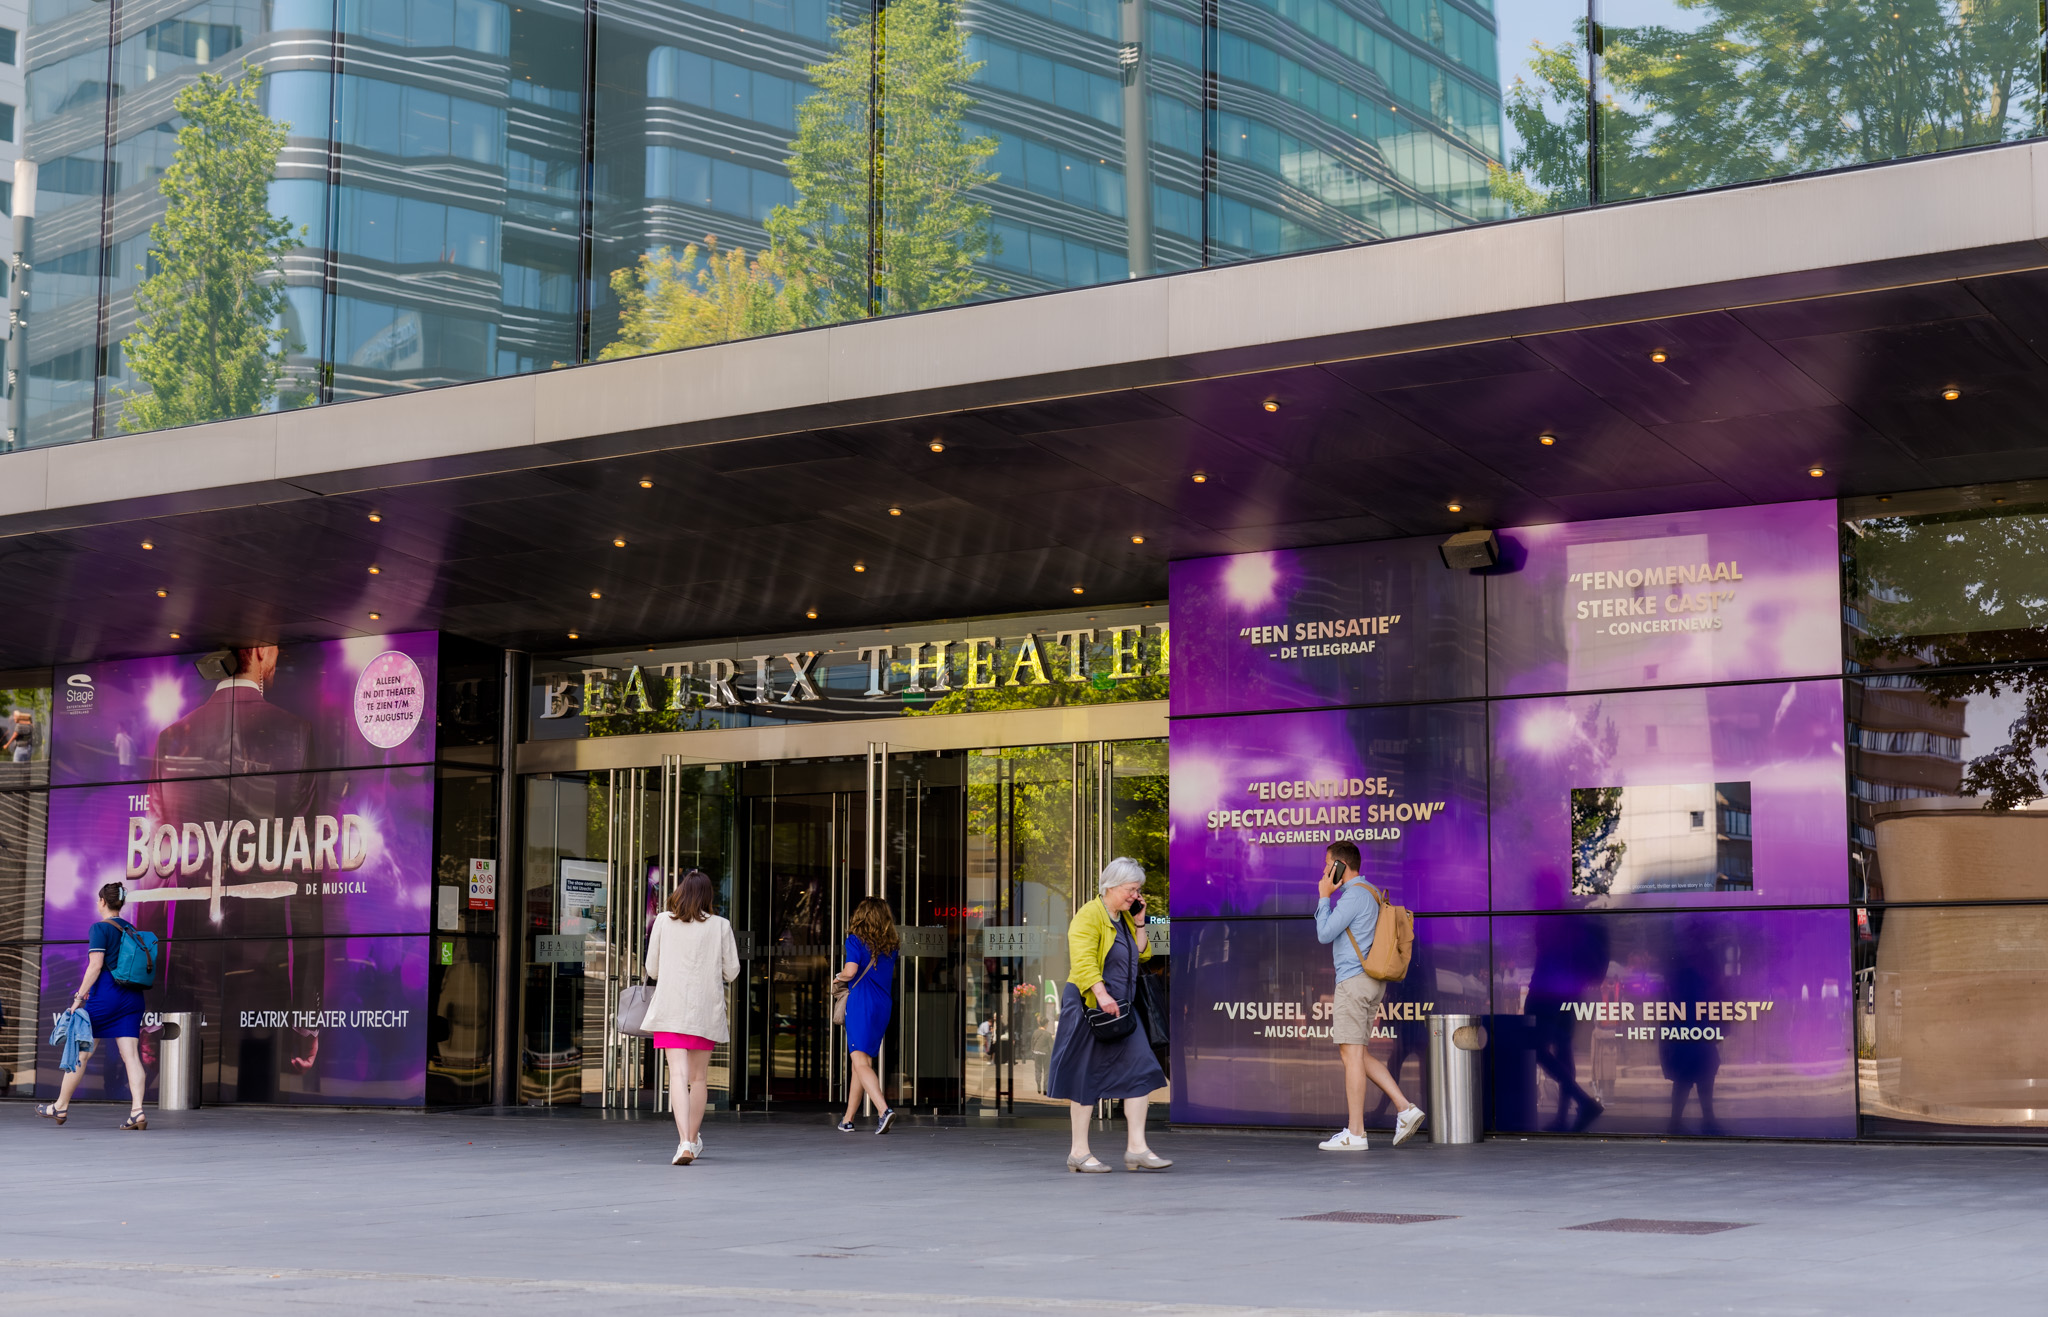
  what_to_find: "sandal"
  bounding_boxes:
[120,1110,147,1131]
[35,1103,67,1126]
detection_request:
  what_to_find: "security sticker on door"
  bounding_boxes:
[468,858,497,911]
[982,926,1045,958]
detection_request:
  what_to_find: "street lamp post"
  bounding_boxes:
[7,158,35,452]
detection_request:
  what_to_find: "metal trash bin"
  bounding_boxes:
[158,1012,200,1111]
[1427,1013,1485,1144]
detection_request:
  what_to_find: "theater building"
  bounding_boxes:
[0,0,2046,1142]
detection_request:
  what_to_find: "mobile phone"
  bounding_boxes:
[1130,895,1146,919]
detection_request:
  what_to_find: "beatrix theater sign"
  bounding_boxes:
[543,622,1171,718]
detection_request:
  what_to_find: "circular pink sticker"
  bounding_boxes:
[354,650,425,749]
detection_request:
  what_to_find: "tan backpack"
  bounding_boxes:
[1343,880,1414,983]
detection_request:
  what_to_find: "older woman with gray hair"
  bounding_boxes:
[1043,857,1170,1172]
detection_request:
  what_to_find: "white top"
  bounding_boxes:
[640,912,741,1041]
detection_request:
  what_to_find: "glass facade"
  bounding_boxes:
[13,0,2037,446]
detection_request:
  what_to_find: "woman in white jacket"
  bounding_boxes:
[642,869,740,1165]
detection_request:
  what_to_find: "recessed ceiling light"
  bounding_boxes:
[367,512,382,523]
[888,506,902,516]
[1942,387,1961,401]
[639,478,654,488]
[1446,502,1464,512]
[1649,349,1669,363]
[155,589,168,598]
[567,631,580,640]
[806,609,818,619]
[1877,496,1891,503]
[612,538,626,548]
[141,540,154,550]
[1192,471,1208,483]
[1072,585,1085,594]
[1993,497,2006,505]
[853,564,867,573]
[168,631,181,639]
[1808,466,1825,478]
[368,565,381,575]
[1262,400,1280,413]
[589,590,602,599]
[1131,534,1145,544]
[928,439,945,453]
[368,612,381,620]
[1539,434,1556,446]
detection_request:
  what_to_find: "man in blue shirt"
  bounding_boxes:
[1314,841,1424,1151]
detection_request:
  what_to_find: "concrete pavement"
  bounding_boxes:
[0,1103,2042,1315]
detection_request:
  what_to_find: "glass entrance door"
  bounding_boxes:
[731,749,968,1111]
[518,736,1165,1115]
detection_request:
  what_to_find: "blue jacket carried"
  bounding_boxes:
[49,1007,94,1073]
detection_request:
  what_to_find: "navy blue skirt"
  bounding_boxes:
[1043,982,1164,1104]
[87,983,145,1040]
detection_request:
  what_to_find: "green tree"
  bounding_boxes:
[1494,0,2040,215]
[1570,786,1628,897]
[598,239,809,359]
[767,0,999,322]
[119,67,299,431]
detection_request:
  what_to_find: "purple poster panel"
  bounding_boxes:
[1171,915,1489,1128]
[1170,704,1488,917]
[53,632,439,787]
[43,765,435,942]
[1487,500,1839,697]
[37,935,428,1106]
[1491,680,1847,910]
[1491,910,1854,1138]
[1170,538,1484,717]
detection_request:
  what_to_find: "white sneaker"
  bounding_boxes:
[690,1137,704,1159]
[672,1140,694,1165]
[1318,1128,1369,1151]
[1392,1106,1425,1147]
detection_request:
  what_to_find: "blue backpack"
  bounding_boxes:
[110,920,159,990]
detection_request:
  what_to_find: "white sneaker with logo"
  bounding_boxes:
[1392,1106,1426,1146]
[1317,1128,1369,1152]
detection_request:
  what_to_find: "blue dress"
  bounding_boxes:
[842,934,896,1057]
[1045,914,1164,1104]
[85,919,146,1041]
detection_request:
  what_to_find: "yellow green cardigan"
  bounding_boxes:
[1066,897,1151,996]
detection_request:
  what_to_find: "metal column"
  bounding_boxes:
[490,649,526,1108]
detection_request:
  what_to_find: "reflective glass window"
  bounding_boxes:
[1594,0,2044,203]
[587,0,862,361]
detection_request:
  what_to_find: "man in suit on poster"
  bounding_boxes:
[147,645,325,1075]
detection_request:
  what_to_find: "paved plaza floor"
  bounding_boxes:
[0,1102,2042,1315]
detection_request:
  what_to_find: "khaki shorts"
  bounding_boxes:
[1331,973,1386,1046]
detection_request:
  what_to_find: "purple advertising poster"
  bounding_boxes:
[1169,704,1489,917]
[37,935,429,1106]
[1171,915,1489,1127]
[52,632,439,787]
[1491,680,1848,910]
[1487,500,1840,697]
[1491,909,1854,1138]
[42,765,435,942]
[1169,538,1484,717]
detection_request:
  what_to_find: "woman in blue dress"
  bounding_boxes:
[39,883,150,1129]
[834,896,899,1134]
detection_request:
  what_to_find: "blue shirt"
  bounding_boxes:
[1314,881,1379,984]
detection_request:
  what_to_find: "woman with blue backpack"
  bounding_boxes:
[38,882,153,1129]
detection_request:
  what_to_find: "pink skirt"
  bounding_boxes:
[653,1032,714,1051]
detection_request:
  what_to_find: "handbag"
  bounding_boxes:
[1135,972,1170,1048]
[615,982,656,1038]
[1085,1001,1138,1042]
[831,946,879,1026]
